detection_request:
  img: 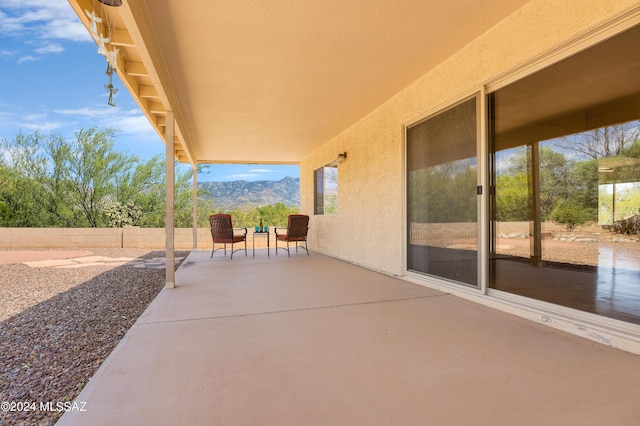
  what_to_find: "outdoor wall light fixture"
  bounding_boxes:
[97,0,123,6]
[326,152,347,167]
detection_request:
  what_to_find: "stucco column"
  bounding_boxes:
[193,164,198,249]
[165,111,176,288]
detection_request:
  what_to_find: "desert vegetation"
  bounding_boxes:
[0,128,298,229]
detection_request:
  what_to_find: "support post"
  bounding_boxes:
[529,142,542,267]
[165,111,176,288]
[193,164,198,249]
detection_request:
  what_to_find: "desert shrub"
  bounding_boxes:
[550,201,591,231]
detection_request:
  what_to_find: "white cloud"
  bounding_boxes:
[22,113,47,122]
[19,120,61,131]
[0,109,62,133]
[3,113,62,132]
[54,106,150,131]
[232,173,260,179]
[54,106,149,129]
[45,17,92,43]
[34,43,63,54]
[0,1,91,42]
[54,106,106,118]
[17,55,39,63]
[0,10,22,33]
[250,168,274,173]
[111,112,156,135]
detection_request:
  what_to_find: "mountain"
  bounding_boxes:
[198,176,300,210]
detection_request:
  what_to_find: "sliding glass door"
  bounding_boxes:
[488,25,640,325]
[406,95,480,287]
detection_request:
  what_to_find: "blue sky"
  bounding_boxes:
[0,1,298,182]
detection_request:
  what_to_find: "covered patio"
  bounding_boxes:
[58,250,640,425]
[62,0,640,351]
[56,2,640,421]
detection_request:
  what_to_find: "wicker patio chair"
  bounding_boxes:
[274,214,309,256]
[209,214,247,259]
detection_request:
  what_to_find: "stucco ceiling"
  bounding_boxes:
[69,0,530,165]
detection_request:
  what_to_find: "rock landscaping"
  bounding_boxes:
[0,249,188,426]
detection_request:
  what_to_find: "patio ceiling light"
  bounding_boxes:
[337,152,348,164]
[97,0,123,6]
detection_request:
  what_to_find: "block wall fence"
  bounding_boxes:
[0,227,270,250]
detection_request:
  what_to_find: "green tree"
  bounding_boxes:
[0,129,212,228]
[496,147,599,223]
[209,203,299,229]
[623,139,640,158]
[601,183,640,223]
[556,121,640,159]
[135,160,214,228]
[1,129,297,229]
[0,131,52,226]
[409,161,477,223]
[256,202,299,226]
[103,200,143,227]
[0,128,135,227]
[551,200,591,231]
[495,173,529,221]
[567,159,598,222]
[508,146,573,220]
[0,163,19,226]
[174,164,203,227]
[618,184,640,219]
[56,128,132,227]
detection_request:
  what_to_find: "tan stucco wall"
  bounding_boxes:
[0,228,271,250]
[300,0,640,276]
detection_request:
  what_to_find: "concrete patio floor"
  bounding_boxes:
[58,250,640,425]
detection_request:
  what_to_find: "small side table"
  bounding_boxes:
[252,231,270,258]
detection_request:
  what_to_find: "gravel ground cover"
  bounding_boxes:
[0,249,189,426]
[496,231,640,267]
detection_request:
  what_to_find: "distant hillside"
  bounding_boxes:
[198,176,300,210]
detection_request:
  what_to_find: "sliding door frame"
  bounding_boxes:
[403,89,488,293]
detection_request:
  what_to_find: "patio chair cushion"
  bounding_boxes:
[216,235,246,243]
[277,234,305,242]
